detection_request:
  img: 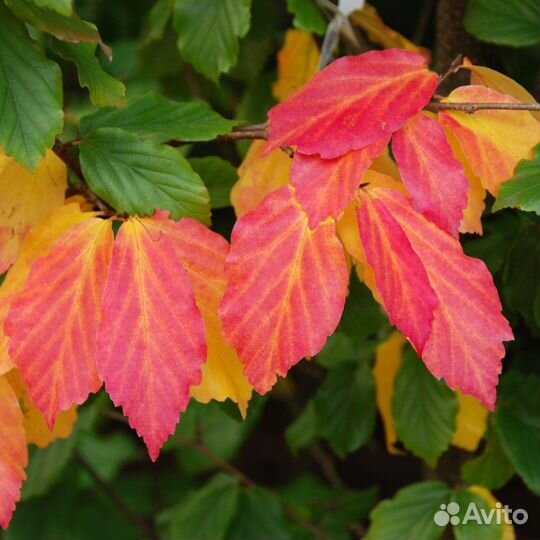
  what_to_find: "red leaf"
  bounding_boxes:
[6,218,113,427]
[220,186,348,393]
[97,216,207,461]
[292,136,389,228]
[356,190,437,353]
[392,113,469,237]
[267,49,438,159]
[370,188,513,409]
[0,376,27,530]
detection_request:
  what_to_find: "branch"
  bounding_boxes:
[426,101,540,113]
[75,451,161,540]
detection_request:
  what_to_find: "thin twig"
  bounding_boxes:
[437,54,463,87]
[75,451,161,540]
[426,101,540,113]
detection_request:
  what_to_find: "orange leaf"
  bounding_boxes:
[0,375,27,530]
[373,332,406,454]
[0,150,67,273]
[356,190,437,353]
[5,369,77,448]
[146,216,252,416]
[96,215,207,460]
[220,185,349,393]
[392,113,468,237]
[351,4,431,60]
[273,29,320,102]
[231,140,292,217]
[291,136,390,228]
[0,204,96,377]
[267,49,438,159]
[438,86,540,195]
[5,218,113,427]
[370,188,513,409]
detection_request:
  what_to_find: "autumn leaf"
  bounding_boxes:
[438,85,540,195]
[96,215,207,461]
[356,190,437,353]
[146,216,252,417]
[5,218,114,427]
[0,375,27,530]
[220,185,349,393]
[373,332,406,454]
[367,187,513,409]
[273,29,320,102]
[0,204,95,377]
[267,49,438,159]
[392,113,469,237]
[0,149,67,274]
[292,136,390,228]
[5,369,77,448]
[230,140,292,217]
[452,392,488,452]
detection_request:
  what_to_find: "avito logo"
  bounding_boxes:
[434,501,528,526]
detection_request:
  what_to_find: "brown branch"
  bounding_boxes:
[426,101,540,113]
[75,450,160,540]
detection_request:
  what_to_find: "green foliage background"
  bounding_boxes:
[0,0,539,539]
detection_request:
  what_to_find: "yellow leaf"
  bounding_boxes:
[230,140,292,217]
[5,369,77,448]
[373,332,406,454]
[461,58,540,122]
[350,4,430,60]
[452,392,488,452]
[468,486,516,540]
[0,149,67,274]
[0,204,96,376]
[273,29,320,102]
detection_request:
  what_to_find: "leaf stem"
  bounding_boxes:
[426,101,540,113]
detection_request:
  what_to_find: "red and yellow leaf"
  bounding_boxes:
[0,150,67,274]
[267,49,438,159]
[5,218,114,427]
[392,113,469,237]
[5,369,77,448]
[438,86,540,195]
[230,140,292,217]
[0,204,96,377]
[145,216,252,417]
[0,375,27,530]
[291,136,389,228]
[370,188,513,409]
[373,332,406,454]
[356,190,437,353]
[220,185,348,393]
[96,216,207,461]
[273,29,320,102]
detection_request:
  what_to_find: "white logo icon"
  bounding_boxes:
[433,501,528,527]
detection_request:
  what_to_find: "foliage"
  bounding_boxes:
[0,0,539,539]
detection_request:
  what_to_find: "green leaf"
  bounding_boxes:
[314,362,376,458]
[0,2,63,170]
[320,486,378,531]
[287,0,327,35]
[79,127,210,222]
[494,145,540,214]
[174,0,252,81]
[189,157,238,209]
[464,0,540,47]
[451,490,503,540]
[494,372,540,494]
[170,474,240,540]
[52,40,126,107]
[143,0,174,43]
[81,92,236,141]
[227,487,290,540]
[5,0,104,48]
[286,400,319,453]
[365,481,451,540]
[32,0,72,16]
[393,349,458,467]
